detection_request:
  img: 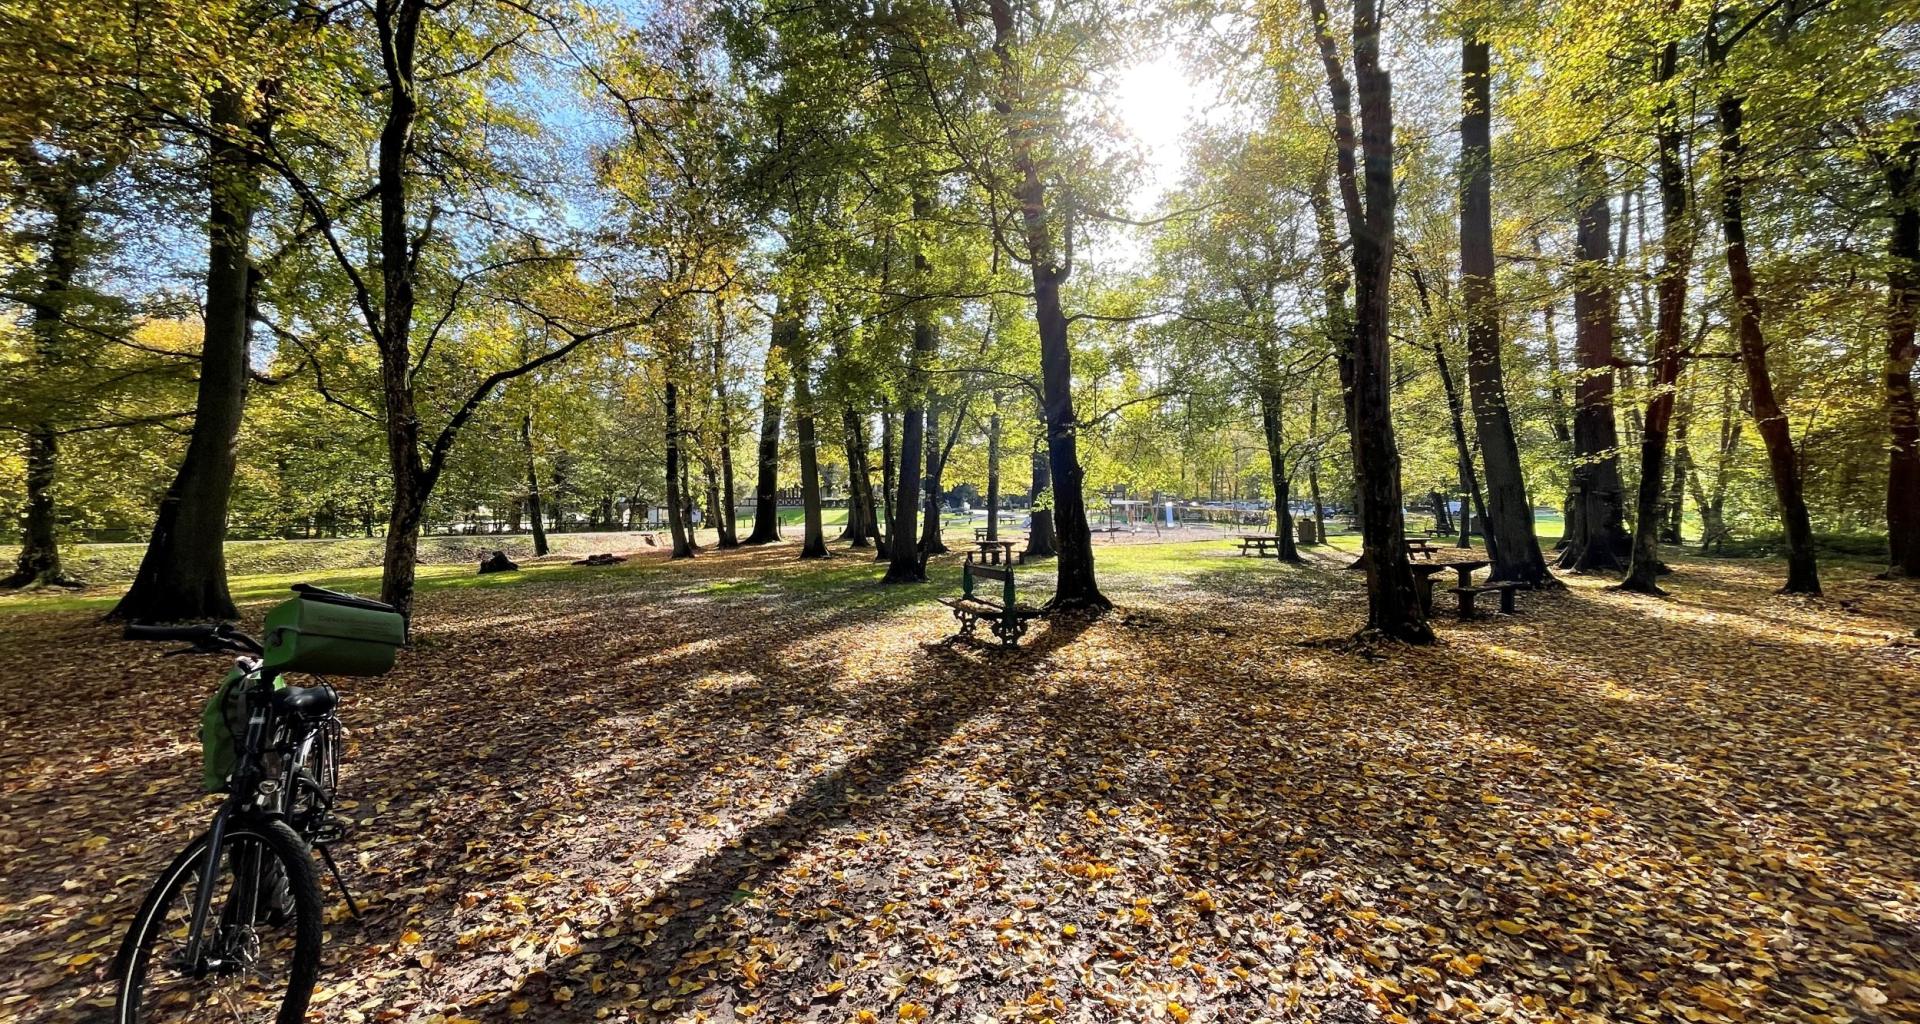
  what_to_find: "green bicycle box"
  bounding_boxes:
[260,590,406,676]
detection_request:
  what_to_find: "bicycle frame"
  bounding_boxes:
[180,666,287,973]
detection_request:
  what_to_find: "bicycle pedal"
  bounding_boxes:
[310,815,353,845]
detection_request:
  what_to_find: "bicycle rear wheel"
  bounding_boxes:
[114,815,322,1024]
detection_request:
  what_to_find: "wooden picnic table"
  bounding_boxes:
[1235,534,1288,557]
[1441,559,1489,589]
[1404,537,1438,560]
[974,539,1018,565]
[1409,562,1451,615]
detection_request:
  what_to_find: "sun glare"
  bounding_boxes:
[1112,52,1203,204]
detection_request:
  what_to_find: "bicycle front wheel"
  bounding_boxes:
[114,815,323,1024]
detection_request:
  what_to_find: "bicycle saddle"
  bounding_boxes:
[271,684,339,718]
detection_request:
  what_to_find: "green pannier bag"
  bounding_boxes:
[200,668,283,792]
[260,585,407,677]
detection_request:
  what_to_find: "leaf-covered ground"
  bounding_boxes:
[2,539,1917,1023]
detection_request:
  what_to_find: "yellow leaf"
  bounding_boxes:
[1167,1001,1190,1023]
[1493,919,1526,935]
[899,1003,929,1022]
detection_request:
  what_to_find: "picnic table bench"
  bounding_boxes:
[939,553,1045,647]
[1235,534,1288,557]
[1449,580,1522,619]
[1404,538,1438,560]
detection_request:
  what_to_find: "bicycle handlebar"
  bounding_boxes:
[124,622,264,655]
[124,623,217,642]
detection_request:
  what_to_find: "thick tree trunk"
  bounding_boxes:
[986,0,1104,611]
[843,407,879,549]
[1460,38,1554,588]
[1030,266,1104,609]
[114,87,259,620]
[372,0,432,618]
[1560,159,1634,573]
[1305,0,1429,640]
[1716,93,1819,593]
[1882,146,1920,576]
[743,318,788,545]
[523,413,548,556]
[790,335,827,559]
[884,314,933,581]
[1621,42,1691,595]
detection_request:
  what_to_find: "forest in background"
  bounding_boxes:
[2,0,1916,636]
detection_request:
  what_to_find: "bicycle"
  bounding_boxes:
[113,583,403,1024]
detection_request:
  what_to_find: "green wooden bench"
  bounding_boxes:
[939,554,1045,647]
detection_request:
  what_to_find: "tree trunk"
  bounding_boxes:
[1882,143,1920,576]
[1716,93,1819,593]
[986,0,1105,611]
[884,312,933,581]
[371,0,433,618]
[789,331,827,559]
[711,307,739,548]
[1621,41,1691,595]
[1256,338,1302,561]
[743,317,788,545]
[1302,7,1429,639]
[919,394,948,555]
[1308,389,1327,545]
[876,408,896,559]
[986,395,1002,542]
[5,165,89,590]
[842,407,878,549]
[1559,157,1634,572]
[1460,37,1554,588]
[1025,438,1057,557]
[664,374,694,559]
[1435,340,1489,554]
[1690,376,1740,553]
[523,412,548,556]
[1664,381,1692,545]
[113,87,259,620]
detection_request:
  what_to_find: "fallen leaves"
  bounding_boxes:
[0,545,1916,1023]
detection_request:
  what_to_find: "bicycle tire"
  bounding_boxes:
[113,815,323,1024]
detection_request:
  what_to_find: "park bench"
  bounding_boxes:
[939,553,1044,647]
[1404,538,1438,560]
[1447,581,1522,620]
